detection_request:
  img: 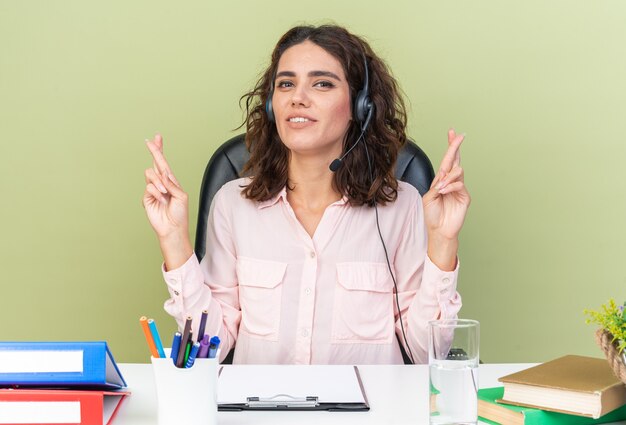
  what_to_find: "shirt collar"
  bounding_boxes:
[333,195,349,206]
[257,186,288,209]
[257,187,349,209]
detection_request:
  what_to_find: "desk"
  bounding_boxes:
[116,363,626,424]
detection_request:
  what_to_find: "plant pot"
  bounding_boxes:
[595,329,626,384]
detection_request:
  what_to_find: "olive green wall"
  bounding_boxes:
[1,0,624,363]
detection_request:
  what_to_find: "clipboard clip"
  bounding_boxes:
[246,394,319,408]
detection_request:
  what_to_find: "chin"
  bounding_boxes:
[280,132,317,150]
[279,129,344,157]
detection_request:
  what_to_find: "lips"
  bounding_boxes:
[286,114,317,123]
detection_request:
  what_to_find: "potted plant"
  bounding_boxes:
[585,299,626,384]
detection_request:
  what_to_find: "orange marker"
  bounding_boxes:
[140,316,160,358]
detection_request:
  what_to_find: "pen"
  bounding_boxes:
[147,319,166,358]
[198,334,210,359]
[185,342,201,368]
[170,332,182,364]
[208,336,221,359]
[184,339,192,365]
[176,316,192,368]
[139,316,160,358]
[197,310,208,342]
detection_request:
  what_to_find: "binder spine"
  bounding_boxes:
[0,341,122,388]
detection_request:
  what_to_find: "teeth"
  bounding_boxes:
[289,117,309,123]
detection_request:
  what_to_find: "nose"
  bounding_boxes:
[291,85,310,107]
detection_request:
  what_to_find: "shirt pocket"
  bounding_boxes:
[236,256,287,341]
[331,262,395,343]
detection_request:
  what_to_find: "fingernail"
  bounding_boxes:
[158,183,167,193]
[436,181,446,190]
[169,173,180,187]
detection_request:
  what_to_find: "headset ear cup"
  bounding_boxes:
[354,90,366,124]
[265,96,275,123]
[354,90,372,127]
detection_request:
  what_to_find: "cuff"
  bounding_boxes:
[162,253,200,299]
[423,255,459,304]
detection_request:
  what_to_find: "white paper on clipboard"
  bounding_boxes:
[217,365,367,407]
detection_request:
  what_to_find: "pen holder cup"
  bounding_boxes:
[151,349,220,425]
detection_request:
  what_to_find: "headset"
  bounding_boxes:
[266,49,415,364]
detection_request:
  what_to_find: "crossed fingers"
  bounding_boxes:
[440,129,464,172]
[143,134,185,206]
[145,134,180,186]
[431,129,465,192]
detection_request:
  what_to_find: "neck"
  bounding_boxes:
[287,154,342,211]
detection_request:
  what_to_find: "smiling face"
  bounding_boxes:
[272,40,352,161]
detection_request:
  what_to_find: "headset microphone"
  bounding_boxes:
[329,53,373,173]
[329,105,373,172]
[329,158,342,173]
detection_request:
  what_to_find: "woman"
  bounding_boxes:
[143,25,470,364]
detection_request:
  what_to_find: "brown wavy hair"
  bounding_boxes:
[240,25,407,206]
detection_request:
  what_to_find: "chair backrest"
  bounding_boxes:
[195,133,435,261]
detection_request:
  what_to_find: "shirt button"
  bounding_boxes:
[174,290,180,296]
[309,251,316,258]
[301,329,309,337]
[305,288,311,295]
[442,278,450,285]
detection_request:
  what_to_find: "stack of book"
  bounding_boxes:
[479,355,626,425]
[0,341,129,425]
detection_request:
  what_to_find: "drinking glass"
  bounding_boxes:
[429,319,479,425]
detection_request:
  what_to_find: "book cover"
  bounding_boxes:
[0,388,129,425]
[498,355,626,418]
[0,341,126,389]
[479,387,626,425]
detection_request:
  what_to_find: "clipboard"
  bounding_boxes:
[217,365,370,411]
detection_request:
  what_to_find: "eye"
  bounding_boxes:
[277,80,294,88]
[314,80,335,89]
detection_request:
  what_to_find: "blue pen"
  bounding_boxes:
[185,342,201,368]
[208,336,221,359]
[170,332,182,365]
[148,319,166,358]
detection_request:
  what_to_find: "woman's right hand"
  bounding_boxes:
[143,134,193,269]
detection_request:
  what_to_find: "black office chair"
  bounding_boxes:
[194,133,435,364]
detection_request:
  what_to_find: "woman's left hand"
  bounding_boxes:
[422,129,471,269]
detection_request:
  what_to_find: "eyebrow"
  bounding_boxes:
[275,70,342,81]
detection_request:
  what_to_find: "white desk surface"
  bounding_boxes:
[115,363,626,425]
